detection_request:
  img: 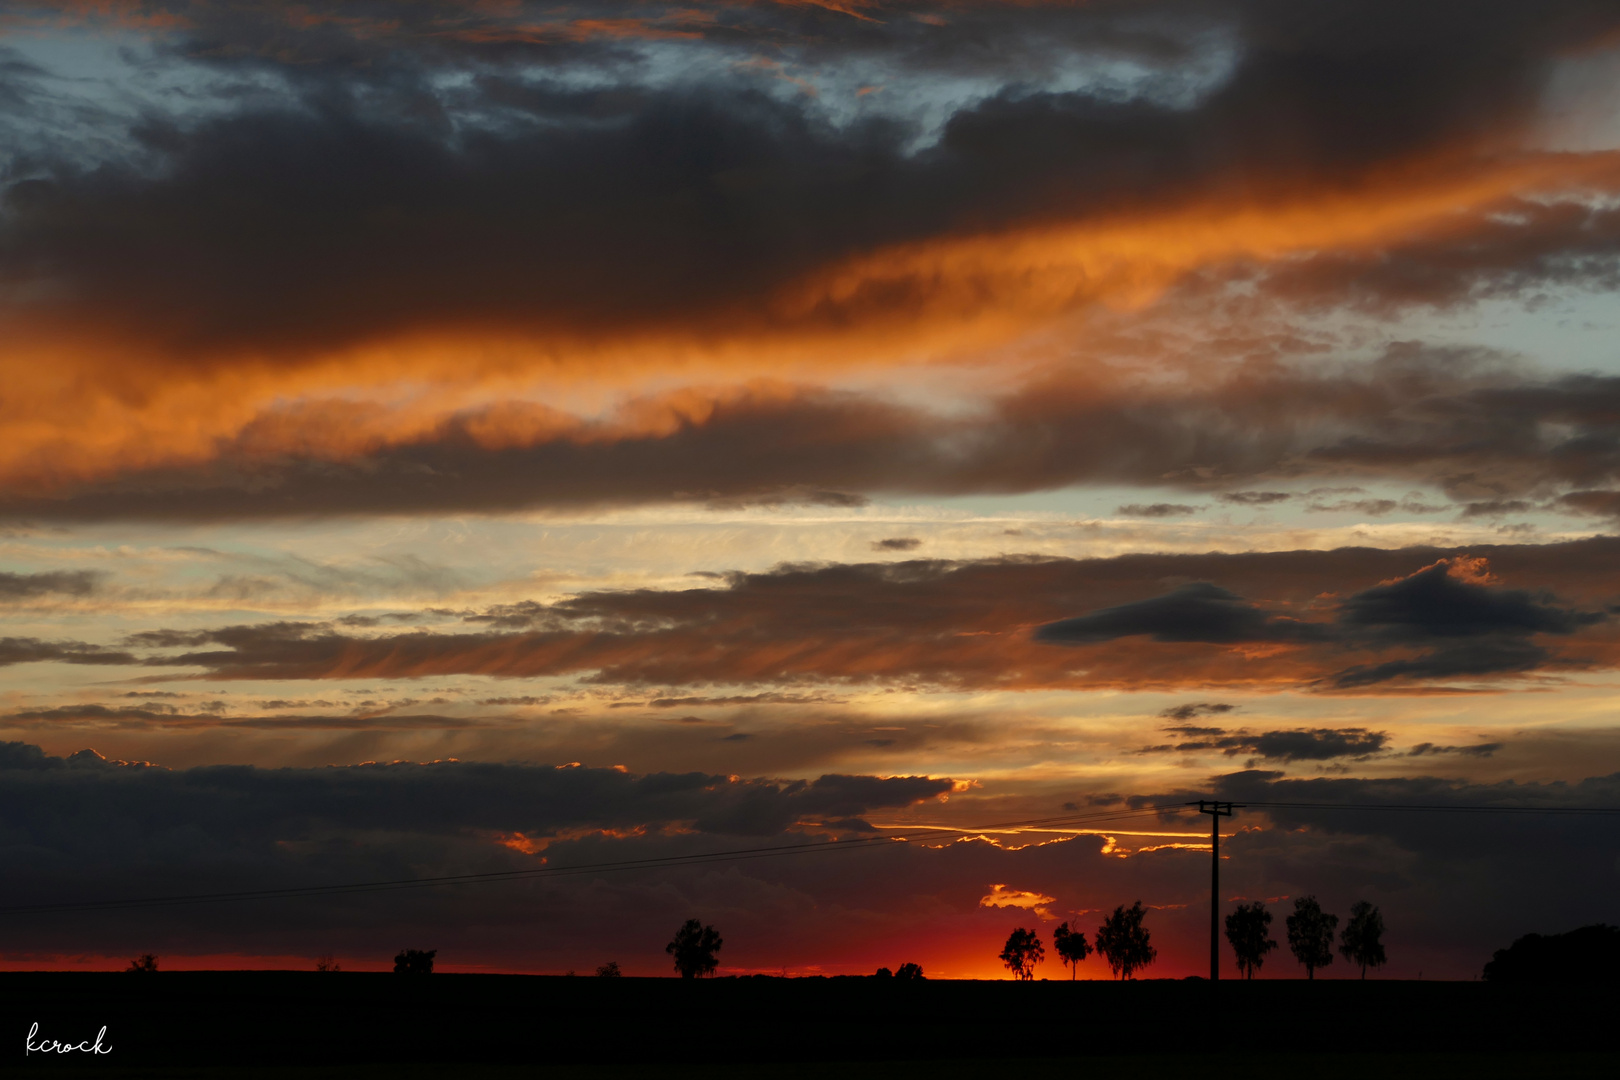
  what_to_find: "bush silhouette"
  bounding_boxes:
[394,948,436,974]
[894,962,925,981]
[595,961,622,977]
[126,954,158,974]
[872,966,894,979]
[1286,896,1338,979]
[315,955,340,973]
[1053,921,1093,980]
[1339,901,1387,979]
[1484,924,1620,983]
[999,927,1044,980]
[1095,901,1157,980]
[666,919,723,979]
[1225,902,1277,980]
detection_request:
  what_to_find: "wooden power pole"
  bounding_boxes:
[1189,800,1240,982]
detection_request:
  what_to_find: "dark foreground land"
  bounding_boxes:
[4,973,1617,1076]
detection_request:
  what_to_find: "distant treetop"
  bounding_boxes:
[394,948,436,975]
[666,919,723,979]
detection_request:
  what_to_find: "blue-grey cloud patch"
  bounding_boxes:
[1141,725,1390,761]
[1035,583,1330,645]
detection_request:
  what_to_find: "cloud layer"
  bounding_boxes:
[3,542,1613,695]
[1,2,1620,517]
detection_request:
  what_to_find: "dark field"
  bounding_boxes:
[5,973,1616,1075]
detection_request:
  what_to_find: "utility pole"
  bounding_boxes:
[1189,800,1241,983]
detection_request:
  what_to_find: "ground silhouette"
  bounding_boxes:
[1483,924,1620,983]
[8,971,1619,1069]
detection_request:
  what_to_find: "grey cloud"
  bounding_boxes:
[872,538,922,551]
[0,570,100,599]
[1035,582,1331,645]
[1332,639,1553,689]
[0,638,138,667]
[1143,725,1389,761]
[1218,491,1290,505]
[1117,503,1201,518]
[1339,560,1604,640]
[1410,742,1504,758]
[1039,553,1606,688]
[1460,500,1534,519]
[1159,703,1238,721]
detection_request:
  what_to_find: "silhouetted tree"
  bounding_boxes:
[1095,901,1157,980]
[894,962,925,980]
[126,954,157,974]
[1286,896,1338,979]
[315,955,341,973]
[999,928,1044,980]
[394,948,436,974]
[1224,902,1277,980]
[666,918,723,979]
[1053,921,1093,980]
[595,961,622,977]
[1339,901,1386,979]
[873,966,894,979]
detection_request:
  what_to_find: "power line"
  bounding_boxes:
[1237,800,1620,816]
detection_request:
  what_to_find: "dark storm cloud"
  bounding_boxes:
[0,740,954,842]
[1,736,1614,978]
[0,570,100,599]
[0,738,969,965]
[22,540,1606,692]
[3,0,1618,358]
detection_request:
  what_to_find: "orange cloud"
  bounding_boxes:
[978,883,1056,919]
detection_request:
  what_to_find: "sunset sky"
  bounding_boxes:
[3,0,1620,980]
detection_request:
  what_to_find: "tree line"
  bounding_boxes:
[118,898,1386,979]
[998,896,1387,980]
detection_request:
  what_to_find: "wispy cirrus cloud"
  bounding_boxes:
[1,544,1604,694]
